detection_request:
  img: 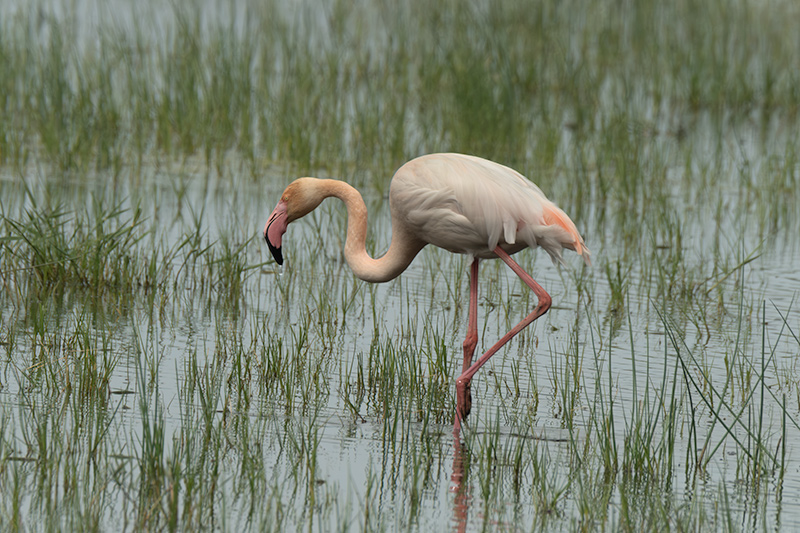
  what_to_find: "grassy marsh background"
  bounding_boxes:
[1,0,800,530]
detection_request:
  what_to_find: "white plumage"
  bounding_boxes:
[391,153,591,264]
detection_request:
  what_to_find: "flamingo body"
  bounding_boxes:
[264,153,590,423]
[390,153,590,262]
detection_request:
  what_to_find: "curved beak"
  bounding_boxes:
[264,201,289,265]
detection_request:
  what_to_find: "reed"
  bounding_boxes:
[1,0,799,530]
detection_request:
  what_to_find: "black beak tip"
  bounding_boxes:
[267,239,283,266]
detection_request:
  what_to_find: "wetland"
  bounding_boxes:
[1,0,800,530]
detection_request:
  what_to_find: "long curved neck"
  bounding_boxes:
[317,179,425,283]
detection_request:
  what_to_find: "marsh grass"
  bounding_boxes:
[1,0,800,530]
[1,194,159,298]
[1,0,798,200]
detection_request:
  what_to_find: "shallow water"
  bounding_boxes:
[2,0,800,530]
[4,149,800,530]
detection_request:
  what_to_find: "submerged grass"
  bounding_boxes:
[0,1,798,204]
[1,0,800,530]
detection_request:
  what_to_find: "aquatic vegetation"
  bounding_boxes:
[1,0,799,530]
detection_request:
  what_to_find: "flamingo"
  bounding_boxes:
[264,153,591,423]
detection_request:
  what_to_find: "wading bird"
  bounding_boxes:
[264,153,590,424]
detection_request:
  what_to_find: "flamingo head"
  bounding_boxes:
[264,178,326,265]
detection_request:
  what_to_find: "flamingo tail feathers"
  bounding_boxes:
[541,203,592,267]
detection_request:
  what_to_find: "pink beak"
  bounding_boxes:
[264,201,289,265]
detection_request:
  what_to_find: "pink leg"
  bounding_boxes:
[455,247,551,422]
[462,258,479,371]
[456,258,479,427]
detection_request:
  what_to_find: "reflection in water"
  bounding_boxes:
[450,422,470,533]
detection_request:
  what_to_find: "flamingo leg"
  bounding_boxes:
[462,258,480,370]
[455,247,552,422]
[456,258,480,425]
